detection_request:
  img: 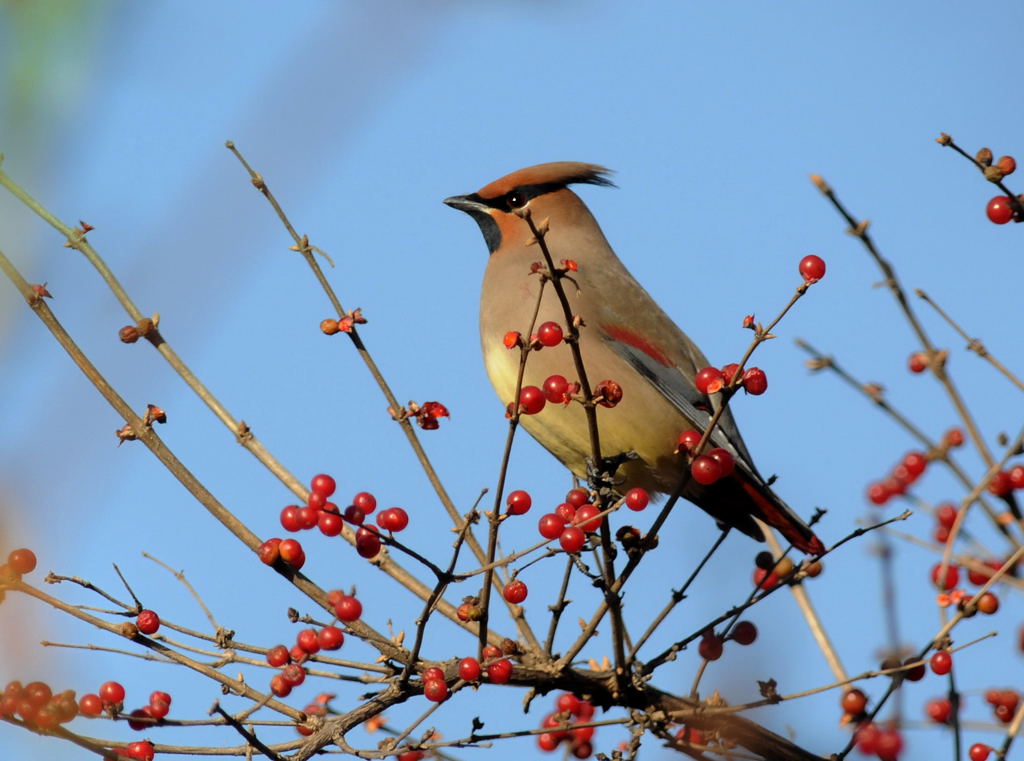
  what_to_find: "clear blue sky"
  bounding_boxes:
[2,2,1023,760]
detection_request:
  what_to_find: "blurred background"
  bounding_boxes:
[1,2,1022,759]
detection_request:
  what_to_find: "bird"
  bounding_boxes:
[444,162,824,555]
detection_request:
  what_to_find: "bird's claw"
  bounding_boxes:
[584,450,639,494]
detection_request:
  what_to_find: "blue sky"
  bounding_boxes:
[2,2,1023,759]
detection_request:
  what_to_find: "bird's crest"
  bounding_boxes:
[476,162,615,200]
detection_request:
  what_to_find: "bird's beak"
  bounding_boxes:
[443,194,488,214]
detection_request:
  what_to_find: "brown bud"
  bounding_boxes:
[500,637,521,656]
[984,165,1005,183]
[31,283,53,299]
[976,147,993,166]
[120,621,140,639]
[115,424,137,444]
[320,318,339,335]
[935,132,952,146]
[119,325,141,343]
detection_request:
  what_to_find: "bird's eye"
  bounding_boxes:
[506,191,527,209]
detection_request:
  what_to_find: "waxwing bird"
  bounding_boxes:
[445,162,824,555]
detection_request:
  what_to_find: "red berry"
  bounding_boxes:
[799,254,826,283]
[720,362,742,385]
[543,374,572,404]
[79,693,102,716]
[22,681,51,708]
[903,658,925,682]
[936,503,957,528]
[266,644,290,667]
[572,741,592,759]
[269,674,292,697]
[486,658,512,684]
[574,504,602,532]
[419,667,444,683]
[559,526,586,553]
[307,491,327,510]
[538,513,566,540]
[310,473,336,497]
[537,733,560,751]
[930,650,953,675]
[519,385,546,415]
[376,507,409,532]
[127,741,156,761]
[854,722,880,753]
[334,594,363,622]
[903,451,927,477]
[987,195,1014,224]
[676,429,702,453]
[537,321,564,347]
[423,678,449,702]
[753,567,779,590]
[565,488,589,507]
[555,502,577,523]
[342,505,365,525]
[282,663,306,686]
[278,538,305,569]
[930,562,960,590]
[977,591,1000,614]
[1010,464,1024,489]
[968,561,998,586]
[556,693,580,714]
[503,330,521,348]
[695,367,724,395]
[317,510,344,537]
[945,428,965,447]
[698,632,723,661]
[318,625,344,650]
[926,697,952,723]
[353,491,377,514]
[136,609,160,635]
[742,367,768,395]
[908,352,928,373]
[841,688,867,715]
[867,482,890,505]
[624,487,649,511]
[297,505,319,530]
[874,728,903,761]
[995,703,1015,723]
[969,743,992,761]
[731,620,757,645]
[280,505,302,532]
[707,448,735,477]
[989,470,1014,497]
[98,681,126,706]
[258,537,282,565]
[8,548,37,575]
[458,657,481,681]
[506,490,532,515]
[504,579,528,603]
[355,526,382,558]
[297,628,320,654]
[290,644,306,663]
[691,455,723,485]
[482,644,502,659]
[998,155,1017,175]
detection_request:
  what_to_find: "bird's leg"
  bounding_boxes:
[585,450,639,495]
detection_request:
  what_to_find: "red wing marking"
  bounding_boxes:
[738,477,825,555]
[603,324,672,367]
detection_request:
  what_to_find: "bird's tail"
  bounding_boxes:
[736,476,825,555]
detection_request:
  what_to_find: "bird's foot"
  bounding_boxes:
[585,450,639,494]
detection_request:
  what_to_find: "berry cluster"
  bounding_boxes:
[866,450,930,506]
[751,550,823,591]
[697,620,758,661]
[853,722,904,761]
[260,475,405,569]
[267,591,361,698]
[978,151,1020,224]
[694,364,767,396]
[536,692,597,758]
[532,487,635,554]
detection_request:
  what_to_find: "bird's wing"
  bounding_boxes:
[600,323,761,476]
